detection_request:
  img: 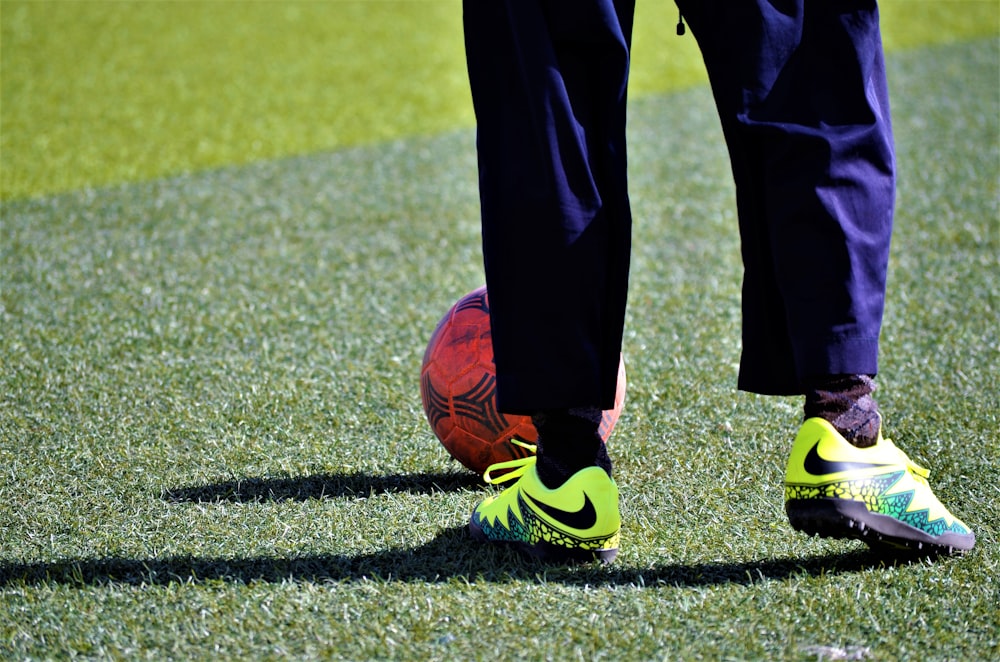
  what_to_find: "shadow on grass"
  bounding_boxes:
[0,524,923,589]
[161,471,483,503]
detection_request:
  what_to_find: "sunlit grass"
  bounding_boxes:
[2,34,997,659]
[2,0,997,200]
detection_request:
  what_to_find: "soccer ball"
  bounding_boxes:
[420,285,626,475]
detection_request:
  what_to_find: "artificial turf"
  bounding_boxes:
[2,0,997,201]
[1,3,998,660]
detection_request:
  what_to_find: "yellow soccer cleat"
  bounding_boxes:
[469,446,620,564]
[785,417,975,555]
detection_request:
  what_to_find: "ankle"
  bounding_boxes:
[533,408,613,489]
[804,374,881,448]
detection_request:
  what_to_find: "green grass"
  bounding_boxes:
[2,0,998,200]
[2,6,999,661]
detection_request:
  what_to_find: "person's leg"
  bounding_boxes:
[677,0,973,554]
[678,0,893,396]
[465,0,634,415]
[463,0,635,562]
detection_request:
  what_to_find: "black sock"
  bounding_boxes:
[804,375,881,448]
[532,407,612,489]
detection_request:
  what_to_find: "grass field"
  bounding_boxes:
[2,2,999,660]
[2,0,998,200]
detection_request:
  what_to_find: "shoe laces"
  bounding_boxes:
[882,436,931,486]
[482,438,537,485]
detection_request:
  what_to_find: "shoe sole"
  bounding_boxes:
[468,518,618,564]
[786,498,975,556]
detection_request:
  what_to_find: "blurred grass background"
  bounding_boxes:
[2,0,998,200]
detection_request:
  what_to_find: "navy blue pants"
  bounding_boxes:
[464,0,894,413]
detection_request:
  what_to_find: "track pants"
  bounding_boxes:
[463,0,894,413]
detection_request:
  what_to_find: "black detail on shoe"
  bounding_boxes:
[786,498,975,555]
[521,491,598,531]
[468,517,618,565]
[802,440,893,476]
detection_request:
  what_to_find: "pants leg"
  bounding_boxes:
[677,0,895,394]
[464,0,636,413]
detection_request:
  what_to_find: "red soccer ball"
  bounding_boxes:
[420,286,626,475]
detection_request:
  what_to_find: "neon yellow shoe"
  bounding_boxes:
[785,418,975,555]
[469,444,620,563]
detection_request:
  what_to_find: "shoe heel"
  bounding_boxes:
[532,540,619,565]
[785,498,870,540]
[786,498,973,555]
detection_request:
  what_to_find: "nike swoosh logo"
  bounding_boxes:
[522,491,598,531]
[803,439,893,476]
